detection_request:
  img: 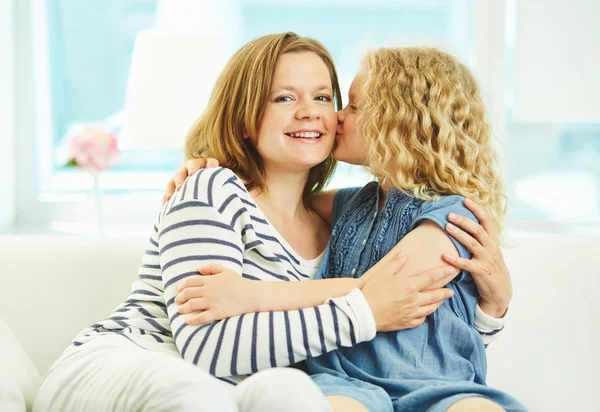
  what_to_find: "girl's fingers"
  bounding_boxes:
[206,158,220,168]
[446,223,485,256]
[463,199,498,243]
[175,286,204,305]
[448,213,490,248]
[163,179,176,205]
[174,165,192,189]
[184,310,215,326]
[181,158,211,185]
[178,297,208,314]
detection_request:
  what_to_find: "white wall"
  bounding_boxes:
[512,0,600,122]
[0,0,16,228]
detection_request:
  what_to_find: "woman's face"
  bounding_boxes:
[333,74,368,165]
[254,52,337,173]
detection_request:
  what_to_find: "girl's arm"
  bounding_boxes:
[176,266,365,317]
[308,190,338,226]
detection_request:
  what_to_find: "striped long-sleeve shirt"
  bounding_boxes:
[73,167,376,381]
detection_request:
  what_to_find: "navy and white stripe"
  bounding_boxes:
[72,167,375,381]
[474,302,507,347]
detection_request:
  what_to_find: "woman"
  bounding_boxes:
[34,32,363,412]
[164,46,523,411]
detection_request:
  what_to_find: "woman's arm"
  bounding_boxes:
[160,168,377,377]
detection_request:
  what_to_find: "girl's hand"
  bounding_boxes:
[361,252,458,332]
[175,264,260,325]
[442,199,512,318]
[162,158,220,205]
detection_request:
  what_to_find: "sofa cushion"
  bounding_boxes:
[0,318,41,412]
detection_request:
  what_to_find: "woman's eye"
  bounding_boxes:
[350,105,359,111]
[316,95,332,102]
[275,96,293,102]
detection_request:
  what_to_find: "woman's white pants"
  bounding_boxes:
[33,335,331,412]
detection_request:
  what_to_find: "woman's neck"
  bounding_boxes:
[250,167,310,219]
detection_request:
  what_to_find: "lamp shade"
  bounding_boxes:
[122,31,226,150]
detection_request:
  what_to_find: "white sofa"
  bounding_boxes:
[0,234,598,411]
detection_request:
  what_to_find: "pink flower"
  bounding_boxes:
[67,126,121,173]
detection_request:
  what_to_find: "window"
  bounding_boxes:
[503,0,600,230]
[40,0,180,195]
[24,0,596,233]
[37,0,474,190]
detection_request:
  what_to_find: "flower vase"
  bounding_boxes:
[92,173,104,235]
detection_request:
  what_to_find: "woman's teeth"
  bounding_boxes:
[286,132,322,139]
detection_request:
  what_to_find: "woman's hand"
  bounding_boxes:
[175,264,260,325]
[162,158,220,205]
[442,199,512,318]
[361,252,458,332]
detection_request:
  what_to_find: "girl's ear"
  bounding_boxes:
[242,131,249,139]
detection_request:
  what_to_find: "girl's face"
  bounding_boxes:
[333,74,368,165]
[254,52,337,173]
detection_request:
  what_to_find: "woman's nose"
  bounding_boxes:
[295,100,321,121]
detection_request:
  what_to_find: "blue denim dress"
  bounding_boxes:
[306,182,526,412]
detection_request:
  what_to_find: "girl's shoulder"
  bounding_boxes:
[332,182,379,224]
[410,195,476,228]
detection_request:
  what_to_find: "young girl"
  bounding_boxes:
[167,47,524,411]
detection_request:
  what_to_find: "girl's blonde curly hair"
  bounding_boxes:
[360,47,507,235]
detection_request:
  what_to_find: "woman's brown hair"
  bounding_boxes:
[185,32,342,202]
